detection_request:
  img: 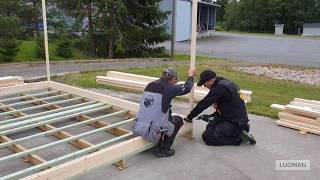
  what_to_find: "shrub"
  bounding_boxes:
[0,38,20,62]
[34,34,45,58]
[56,34,73,58]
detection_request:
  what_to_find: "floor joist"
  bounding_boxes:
[0,81,192,180]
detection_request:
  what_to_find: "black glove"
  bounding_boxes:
[197,114,216,122]
[184,117,193,122]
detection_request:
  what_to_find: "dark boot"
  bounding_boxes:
[240,130,256,145]
[154,147,175,157]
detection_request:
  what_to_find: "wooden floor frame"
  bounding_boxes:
[0,81,193,180]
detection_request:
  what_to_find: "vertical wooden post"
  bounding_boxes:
[187,0,198,139]
[189,0,198,112]
[171,0,177,61]
[41,0,51,81]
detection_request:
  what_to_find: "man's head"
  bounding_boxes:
[161,67,179,85]
[197,70,217,89]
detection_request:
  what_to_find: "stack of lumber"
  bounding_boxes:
[271,98,320,135]
[96,71,252,103]
[0,76,24,88]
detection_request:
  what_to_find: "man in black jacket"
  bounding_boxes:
[184,70,256,146]
[133,67,196,157]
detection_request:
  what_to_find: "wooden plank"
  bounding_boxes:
[26,92,130,168]
[278,118,320,131]
[0,136,46,166]
[78,115,130,136]
[21,95,94,149]
[48,81,139,112]
[270,104,285,111]
[293,98,320,106]
[290,101,320,110]
[285,105,320,117]
[105,71,253,96]
[0,82,193,179]
[97,73,252,103]
[276,120,320,136]
[279,112,320,125]
[22,122,192,180]
[0,82,51,97]
[0,76,24,88]
[0,102,46,166]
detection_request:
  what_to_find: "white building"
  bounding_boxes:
[303,23,320,36]
[160,0,220,41]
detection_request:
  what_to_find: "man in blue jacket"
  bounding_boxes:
[133,67,196,157]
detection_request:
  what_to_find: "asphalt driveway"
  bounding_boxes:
[163,32,320,67]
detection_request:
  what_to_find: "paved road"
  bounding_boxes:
[163,32,320,67]
[75,89,320,180]
[0,59,185,80]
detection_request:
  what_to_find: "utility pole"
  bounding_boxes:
[171,0,177,61]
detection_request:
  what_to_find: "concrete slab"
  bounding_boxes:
[73,88,320,180]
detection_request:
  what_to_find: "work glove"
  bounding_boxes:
[184,117,193,122]
[197,114,215,122]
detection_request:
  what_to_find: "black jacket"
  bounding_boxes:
[187,77,248,125]
[145,77,194,113]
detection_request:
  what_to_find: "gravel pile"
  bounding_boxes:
[233,66,320,86]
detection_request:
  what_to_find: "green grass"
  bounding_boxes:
[175,54,226,62]
[15,40,94,62]
[52,61,320,119]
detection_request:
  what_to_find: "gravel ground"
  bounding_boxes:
[234,66,320,86]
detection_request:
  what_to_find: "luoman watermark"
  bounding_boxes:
[276,160,310,170]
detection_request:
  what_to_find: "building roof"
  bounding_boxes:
[183,0,220,7]
[304,23,320,28]
[199,0,221,7]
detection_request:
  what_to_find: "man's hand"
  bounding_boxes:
[184,117,193,122]
[188,68,196,78]
[197,114,217,122]
[197,114,211,122]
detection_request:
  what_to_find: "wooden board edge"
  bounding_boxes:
[22,122,192,180]
[47,81,139,112]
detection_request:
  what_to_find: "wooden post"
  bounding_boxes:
[41,0,51,81]
[187,0,198,139]
[171,0,177,61]
[189,0,198,112]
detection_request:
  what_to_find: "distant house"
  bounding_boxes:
[303,23,320,36]
[160,0,220,41]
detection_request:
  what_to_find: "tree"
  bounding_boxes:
[223,0,320,34]
[216,0,229,22]
[56,34,73,58]
[56,0,169,58]
[97,0,169,57]
[0,2,22,62]
[55,0,97,54]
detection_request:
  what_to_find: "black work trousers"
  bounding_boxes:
[157,115,184,150]
[202,118,241,146]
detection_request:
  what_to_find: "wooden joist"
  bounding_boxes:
[96,71,252,103]
[0,81,193,179]
[271,98,320,135]
[0,76,24,88]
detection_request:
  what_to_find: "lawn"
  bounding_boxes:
[15,40,93,62]
[52,60,320,119]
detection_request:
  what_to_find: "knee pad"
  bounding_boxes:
[172,115,184,127]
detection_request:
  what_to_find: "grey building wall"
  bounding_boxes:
[160,0,218,41]
[303,23,320,36]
